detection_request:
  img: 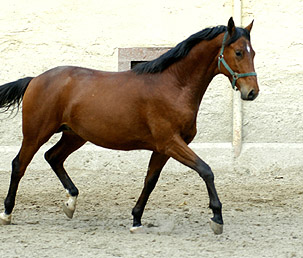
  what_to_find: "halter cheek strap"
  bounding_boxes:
[218,32,257,90]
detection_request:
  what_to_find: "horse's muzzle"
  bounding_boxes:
[241,88,259,101]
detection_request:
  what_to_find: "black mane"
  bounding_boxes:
[132,25,250,75]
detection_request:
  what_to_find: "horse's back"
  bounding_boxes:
[23,65,133,111]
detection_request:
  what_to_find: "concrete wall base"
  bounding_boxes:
[0,143,302,176]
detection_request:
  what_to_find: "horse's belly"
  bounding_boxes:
[70,119,154,151]
[87,134,154,151]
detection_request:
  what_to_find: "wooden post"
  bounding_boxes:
[232,0,243,157]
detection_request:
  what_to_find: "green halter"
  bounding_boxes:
[218,32,257,90]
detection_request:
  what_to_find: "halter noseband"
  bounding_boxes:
[218,32,257,90]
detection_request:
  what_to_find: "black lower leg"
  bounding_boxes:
[44,133,85,198]
[132,173,160,227]
[132,207,144,227]
[207,185,223,225]
[44,148,79,197]
[4,155,21,214]
[132,152,168,227]
[196,159,223,225]
[45,156,79,197]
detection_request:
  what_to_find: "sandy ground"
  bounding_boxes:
[0,162,302,258]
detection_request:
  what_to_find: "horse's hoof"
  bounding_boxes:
[130,225,144,234]
[209,218,223,235]
[63,195,77,219]
[0,212,12,225]
[63,203,75,219]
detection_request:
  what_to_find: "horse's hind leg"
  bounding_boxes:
[44,131,86,219]
[0,139,46,225]
[130,152,169,233]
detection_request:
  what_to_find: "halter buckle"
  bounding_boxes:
[232,73,238,80]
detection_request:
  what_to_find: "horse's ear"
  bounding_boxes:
[227,17,236,36]
[245,20,254,33]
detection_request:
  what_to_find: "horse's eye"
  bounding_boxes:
[235,51,242,57]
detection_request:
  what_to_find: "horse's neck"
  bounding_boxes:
[167,37,222,107]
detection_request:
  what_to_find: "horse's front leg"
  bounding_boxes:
[164,135,223,235]
[130,152,169,233]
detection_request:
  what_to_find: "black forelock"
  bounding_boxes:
[227,27,251,45]
[132,25,250,75]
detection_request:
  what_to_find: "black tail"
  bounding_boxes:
[0,77,34,112]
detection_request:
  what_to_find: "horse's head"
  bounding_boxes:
[218,17,259,101]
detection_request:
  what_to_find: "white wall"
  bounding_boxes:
[0,0,302,175]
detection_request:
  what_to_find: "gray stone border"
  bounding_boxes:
[118,47,171,72]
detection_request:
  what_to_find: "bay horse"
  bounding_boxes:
[0,17,258,234]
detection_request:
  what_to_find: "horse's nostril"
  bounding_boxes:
[247,90,255,100]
